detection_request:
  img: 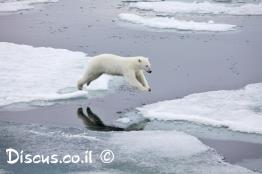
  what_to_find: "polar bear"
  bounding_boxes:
[77,54,152,91]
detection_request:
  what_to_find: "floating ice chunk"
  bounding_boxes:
[0,121,257,174]
[110,130,257,174]
[130,1,262,16]
[116,117,131,123]
[118,13,236,32]
[0,0,58,13]
[0,42,112,108]
[111,130,209,158]
[138,83,262,134]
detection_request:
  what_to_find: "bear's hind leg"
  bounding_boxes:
[77,73,102,90]
[77,79,85,90]
[85,73,102,86]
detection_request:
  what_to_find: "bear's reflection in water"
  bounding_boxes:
[77,107,148,131]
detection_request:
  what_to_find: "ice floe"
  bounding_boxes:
[130,1,262,16]
[138,83,262,134]
[0,42,112,108]
[0,121,257,174]
[109,131,258,174]
[119,13,236,31]
[110,130,209,158]
[0,0,58,13]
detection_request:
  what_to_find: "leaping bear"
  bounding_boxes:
[77,54,152,91]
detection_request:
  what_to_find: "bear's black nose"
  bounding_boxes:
[148,70,152,73]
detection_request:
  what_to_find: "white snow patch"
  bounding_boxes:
[0,42,111,108]
[0,0,58,12]
[118,13,236,32]
[138,83,262,134]
[130,1,262,16]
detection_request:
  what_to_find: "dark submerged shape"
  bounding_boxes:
[77,106,149,131]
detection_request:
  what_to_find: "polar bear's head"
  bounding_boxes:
[137,57,152,73]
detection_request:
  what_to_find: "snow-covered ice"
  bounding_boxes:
[0,42,112,108]
[130,1,262,16]
[109,131,258,174]
[0,0,58,13]
[119,13,236,32]
[111,130,208,158]
[0,121,258,174]
[138,83,262,134]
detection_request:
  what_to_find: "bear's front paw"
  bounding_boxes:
[144,87,151,92]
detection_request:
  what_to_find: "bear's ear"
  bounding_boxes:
[138,59,142,63]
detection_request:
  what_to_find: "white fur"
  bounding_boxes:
[77,54,152,91]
